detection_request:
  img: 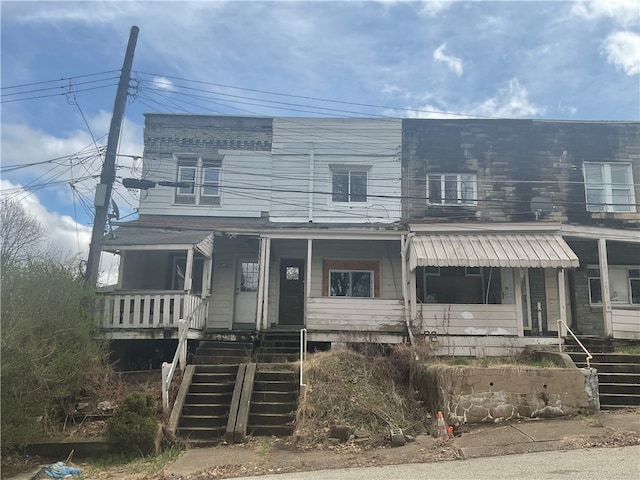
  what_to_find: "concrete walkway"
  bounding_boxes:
[163,410,640,478]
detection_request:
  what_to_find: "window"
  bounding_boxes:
[584,163,635,213]
[329,270,373,297]
[331,168,368,203]
[417,266,501,304]
[589,266,640,305]
[175,156,222,206]
[427,174,477,205]
[322,260,379,298]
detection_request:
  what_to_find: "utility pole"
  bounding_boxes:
[85,26,139,286]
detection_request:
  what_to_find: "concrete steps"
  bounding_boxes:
[569,352,640,410]
[191,340,253,365]
[248,369,298,436]
[177,364,238,445]
[255,331,300,363]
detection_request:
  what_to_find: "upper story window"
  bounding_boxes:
[427,173,477,205]
[584,163,635,213]
[331,167,368,203]
[175,156,222,206]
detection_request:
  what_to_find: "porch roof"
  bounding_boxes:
[409,234,579,270]
[103,227,214,256]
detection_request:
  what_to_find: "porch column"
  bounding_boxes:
[202,256,212,298]
[557,268,567,334]
[262,238,271,330]
[514,269,524,336]
[256,237,267,331]
[184,248,194,292]
[306,239,313,299]
[117,251,125,289]
[598,238,613,337]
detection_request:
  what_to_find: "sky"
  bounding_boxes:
[1,0,639,283]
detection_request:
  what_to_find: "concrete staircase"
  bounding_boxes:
[255,330,300,363]
[191,340,253,365]
[177,364,238,444]
[248,368,299,436]
[175,336,300,444]
[568,350,640,410]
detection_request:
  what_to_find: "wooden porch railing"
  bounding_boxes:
[98,291,206,330]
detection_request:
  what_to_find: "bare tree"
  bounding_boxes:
[0,197,45,263]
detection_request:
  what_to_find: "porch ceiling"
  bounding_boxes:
[103,227,214,256]
[409,234,579,270]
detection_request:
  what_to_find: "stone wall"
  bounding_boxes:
[414,364,598,425]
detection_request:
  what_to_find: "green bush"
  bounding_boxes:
[107,392,159,455]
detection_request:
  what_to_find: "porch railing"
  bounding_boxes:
[299,328,307,388]
[98,291,206,330]
[557,319,592,368]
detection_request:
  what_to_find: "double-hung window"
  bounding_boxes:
[588,266,640,305]
[331,168,368,203]
[584,163,635,213]
[427,173,477,205]
[175,156,222,206]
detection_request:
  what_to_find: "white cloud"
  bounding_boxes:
[571,0,639,28]
[0,179,118,285]
[418,0,454,18]
[472,78,544,118]
[433,43,464,77]
[152,76,175,91]
[603,31,640,75]
[396,78,543,119]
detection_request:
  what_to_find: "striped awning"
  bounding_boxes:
[409,234,579,270]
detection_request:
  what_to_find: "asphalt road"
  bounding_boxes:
[233,445,640,480]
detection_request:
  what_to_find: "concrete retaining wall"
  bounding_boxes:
[414,364,598,425]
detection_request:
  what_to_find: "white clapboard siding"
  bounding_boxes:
[138,151,271,218]
[270,118,402,223]
[612,309,640,340]
[417,304,518,336]
[306,297,405,332]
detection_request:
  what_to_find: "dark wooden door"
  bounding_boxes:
[278,259,305,326]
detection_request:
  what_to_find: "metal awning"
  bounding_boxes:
[409,234,579,270]
[103,227,214,256]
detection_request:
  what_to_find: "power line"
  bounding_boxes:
[1,70,121,90]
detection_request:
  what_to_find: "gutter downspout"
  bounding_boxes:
[308,144,315,223]
[401,233,415,346]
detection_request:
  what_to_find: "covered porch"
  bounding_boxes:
[256,229,407,343]
[98,227,214,339]
[562,225,640,340]
[406,224,580,355]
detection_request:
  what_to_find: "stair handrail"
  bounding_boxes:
[557,319,592,369]
[162,319,188,410]
[300,328,307,387]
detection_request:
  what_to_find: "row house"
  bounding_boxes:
[98,115,639,361]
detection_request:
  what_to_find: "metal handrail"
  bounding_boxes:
[557,319,593,369]
[161,301,208,410]
[300,328,308,387]
[161,319,189,410]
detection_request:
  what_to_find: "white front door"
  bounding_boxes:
[234,258,259,328]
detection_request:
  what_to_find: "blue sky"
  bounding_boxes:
[1,0,639,281]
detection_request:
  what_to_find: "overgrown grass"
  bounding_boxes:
[78,446,183,478]
[615,345,640,355]
[297,346,428,447]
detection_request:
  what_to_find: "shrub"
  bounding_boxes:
[107,392,159,455]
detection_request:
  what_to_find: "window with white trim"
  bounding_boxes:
[427,173,477,205]
[175,156,222,206]
[584,163,635,213]
[331,168,368,203]
[588,266,640,305]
